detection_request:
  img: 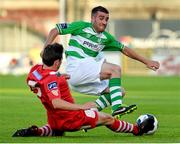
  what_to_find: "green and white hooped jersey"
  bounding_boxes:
[56,21,124,59]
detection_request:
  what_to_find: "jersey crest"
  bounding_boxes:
[48,81,57,90]
[51,89,59,96]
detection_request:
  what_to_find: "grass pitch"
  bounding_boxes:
[0,75,180,143]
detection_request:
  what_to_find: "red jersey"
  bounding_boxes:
[27,64,97,131]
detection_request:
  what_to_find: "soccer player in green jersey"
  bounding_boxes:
[42,6,160,117]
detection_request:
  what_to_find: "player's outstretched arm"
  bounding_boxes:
[40,28,59,57]
[44,28,59,48]
[52,98,96,110]
[122,46,160,71]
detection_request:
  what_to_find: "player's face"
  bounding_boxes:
[91,11,109,33]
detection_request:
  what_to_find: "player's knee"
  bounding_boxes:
[99,113,114,125]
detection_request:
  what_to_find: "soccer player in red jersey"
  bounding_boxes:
[12,43,149,137]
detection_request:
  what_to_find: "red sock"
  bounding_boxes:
[37,124,53,136]
[107,119,134,133]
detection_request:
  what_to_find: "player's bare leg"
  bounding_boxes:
[94,112,148,136]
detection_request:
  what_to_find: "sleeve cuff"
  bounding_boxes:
[56,24,62,34]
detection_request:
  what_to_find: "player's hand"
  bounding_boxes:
[146,60,160,71]
[61,74,70,79]
[82,102,97,110]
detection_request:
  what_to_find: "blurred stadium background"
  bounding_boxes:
[0,0,180,75]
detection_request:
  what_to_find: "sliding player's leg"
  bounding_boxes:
[12,124,64,137]
[96,112,148,136]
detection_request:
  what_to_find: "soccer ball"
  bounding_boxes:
[136,114,158,135]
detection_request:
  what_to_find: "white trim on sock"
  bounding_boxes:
[111,92,122,99]
[96,99,105,109]
[110,86,121,92]
[101,95,110,106]
[121,121,127,132]
[112,100,122,106]
[116,121,122,132]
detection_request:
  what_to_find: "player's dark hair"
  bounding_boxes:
[91,6,109,17]
[42,43,63,66]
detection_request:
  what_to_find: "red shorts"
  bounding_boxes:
[47,109,98,131]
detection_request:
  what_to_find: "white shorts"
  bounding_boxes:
[66,56,109,95]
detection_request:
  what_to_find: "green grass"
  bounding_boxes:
[0,75,180,143]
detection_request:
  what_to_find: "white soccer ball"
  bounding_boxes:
[136,114,158,135]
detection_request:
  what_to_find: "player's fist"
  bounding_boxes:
[146,60,160,71]
[61,74,70,79]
